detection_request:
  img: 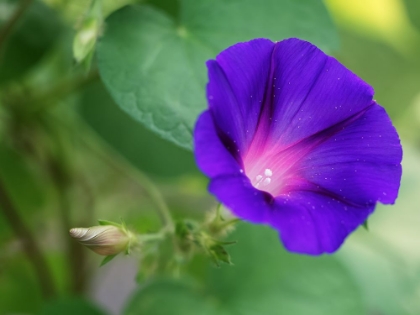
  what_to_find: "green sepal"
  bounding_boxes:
[100,254,117,267]
[362,220,369,231]
[97,219,121,227]
[121,219,128,231]
[208,244,233,267]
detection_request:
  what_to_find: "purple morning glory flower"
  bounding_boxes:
[193,38,402,255]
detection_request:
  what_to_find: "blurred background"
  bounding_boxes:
[0,0,419,314]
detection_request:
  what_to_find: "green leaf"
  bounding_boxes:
[79,81,198,177]
[207,224,365,315]
[97,1,338,149]
[38,297,108,315]
[124,280,223,315]
[0,0,63,84]
[100,254,117,266]
[146,0,179,18]
[124,224,365,315]
[337,144,420,314]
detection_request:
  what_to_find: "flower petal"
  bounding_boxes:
[206,39,274,153]
[194,111,243,178]
[296,103,402,205]
[208,174,273,223]
[271,191,375,254]
[195,38,403,256]
[262,38,375,149]
[209,174,375,255]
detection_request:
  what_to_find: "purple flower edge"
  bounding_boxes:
[194,38,402,255]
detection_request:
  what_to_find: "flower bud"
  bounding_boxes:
[194,231,236,267]
[69,225,132,256]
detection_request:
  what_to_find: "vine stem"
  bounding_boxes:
[0,177,56,299]
[73,119,175,233]
[139,232,166,243]
[17,65,173,231]
[42,116,89,294]
[29,70,100,113]
[56,181,87,293]
[0,0,33,50]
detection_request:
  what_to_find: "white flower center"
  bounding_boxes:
[254,168,273,188]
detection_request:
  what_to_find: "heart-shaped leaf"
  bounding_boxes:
[97,0,338,149]
[124,224,365,315]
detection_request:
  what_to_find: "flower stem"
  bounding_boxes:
[56,178,87,293]
[0,0,33,51]
[29,70,100,113]
[42,113,88,294]
[139,232,166,243]
[0,177,56,299]
[74,119,175,233]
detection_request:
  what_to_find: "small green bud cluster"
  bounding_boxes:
[69,206,240,271]
[175,206,239,267]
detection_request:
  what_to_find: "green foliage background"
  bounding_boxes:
[0,0,419,314]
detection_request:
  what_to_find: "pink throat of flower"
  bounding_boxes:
[243,143,306,197]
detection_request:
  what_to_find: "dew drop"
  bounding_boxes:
[262,178,271,186]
